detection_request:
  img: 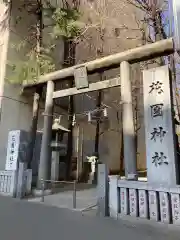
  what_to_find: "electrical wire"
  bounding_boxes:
[0,94,120,121]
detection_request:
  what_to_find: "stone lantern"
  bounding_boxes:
[51,118,70,181]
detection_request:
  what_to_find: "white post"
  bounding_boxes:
[109,175,119,218]
[172,0,180,53]
[120,61,137,180]
[97,164,109,217]
[75,125,80,180]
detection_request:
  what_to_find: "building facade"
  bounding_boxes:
[0,0,146,177]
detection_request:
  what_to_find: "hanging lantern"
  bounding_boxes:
[72,114,76,126]
[59,115,62,122]
[88,111,92,122]
[103,107,108,117]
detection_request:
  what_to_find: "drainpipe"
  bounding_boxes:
[0,2,11,122]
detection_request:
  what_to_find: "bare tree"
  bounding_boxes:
[73,0,145,173]
[73,0,177,174]
[127,0,180,116]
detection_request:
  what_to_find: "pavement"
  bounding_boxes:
[27,184,97,211]
[1,195,180,240]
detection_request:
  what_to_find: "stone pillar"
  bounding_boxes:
[16,162,26,199]
[38,81,54,187]
[120,61,137,180]
[51,150,60,181]
[51,132,60,181]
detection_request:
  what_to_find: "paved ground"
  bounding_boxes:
[28,184,97,211]
[1,195,180,240]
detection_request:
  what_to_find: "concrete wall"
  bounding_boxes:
[0,1,12,170]
[0,0,68,170]
[0,1,39,170]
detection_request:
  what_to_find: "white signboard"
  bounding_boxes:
[139,190,148,219]
[171,193,180,225]
[148,191,159,221]
[5,130,20,170]
[120,188,128,215]
[143,66,178,185]
[159,192,171,223]
[129,189,138,217]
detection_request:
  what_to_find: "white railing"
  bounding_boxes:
[0,170,17,197]
[0,169,32,197]
[109,175,180,225]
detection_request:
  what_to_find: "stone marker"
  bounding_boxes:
[5,130,29,171]
[143,66,178,185]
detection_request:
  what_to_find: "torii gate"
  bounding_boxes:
[22,38,174,188]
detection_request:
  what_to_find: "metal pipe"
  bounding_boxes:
[40,180,75,184]
[23,38,174,90]
[41,179,45,202]
[73,180,77,209]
